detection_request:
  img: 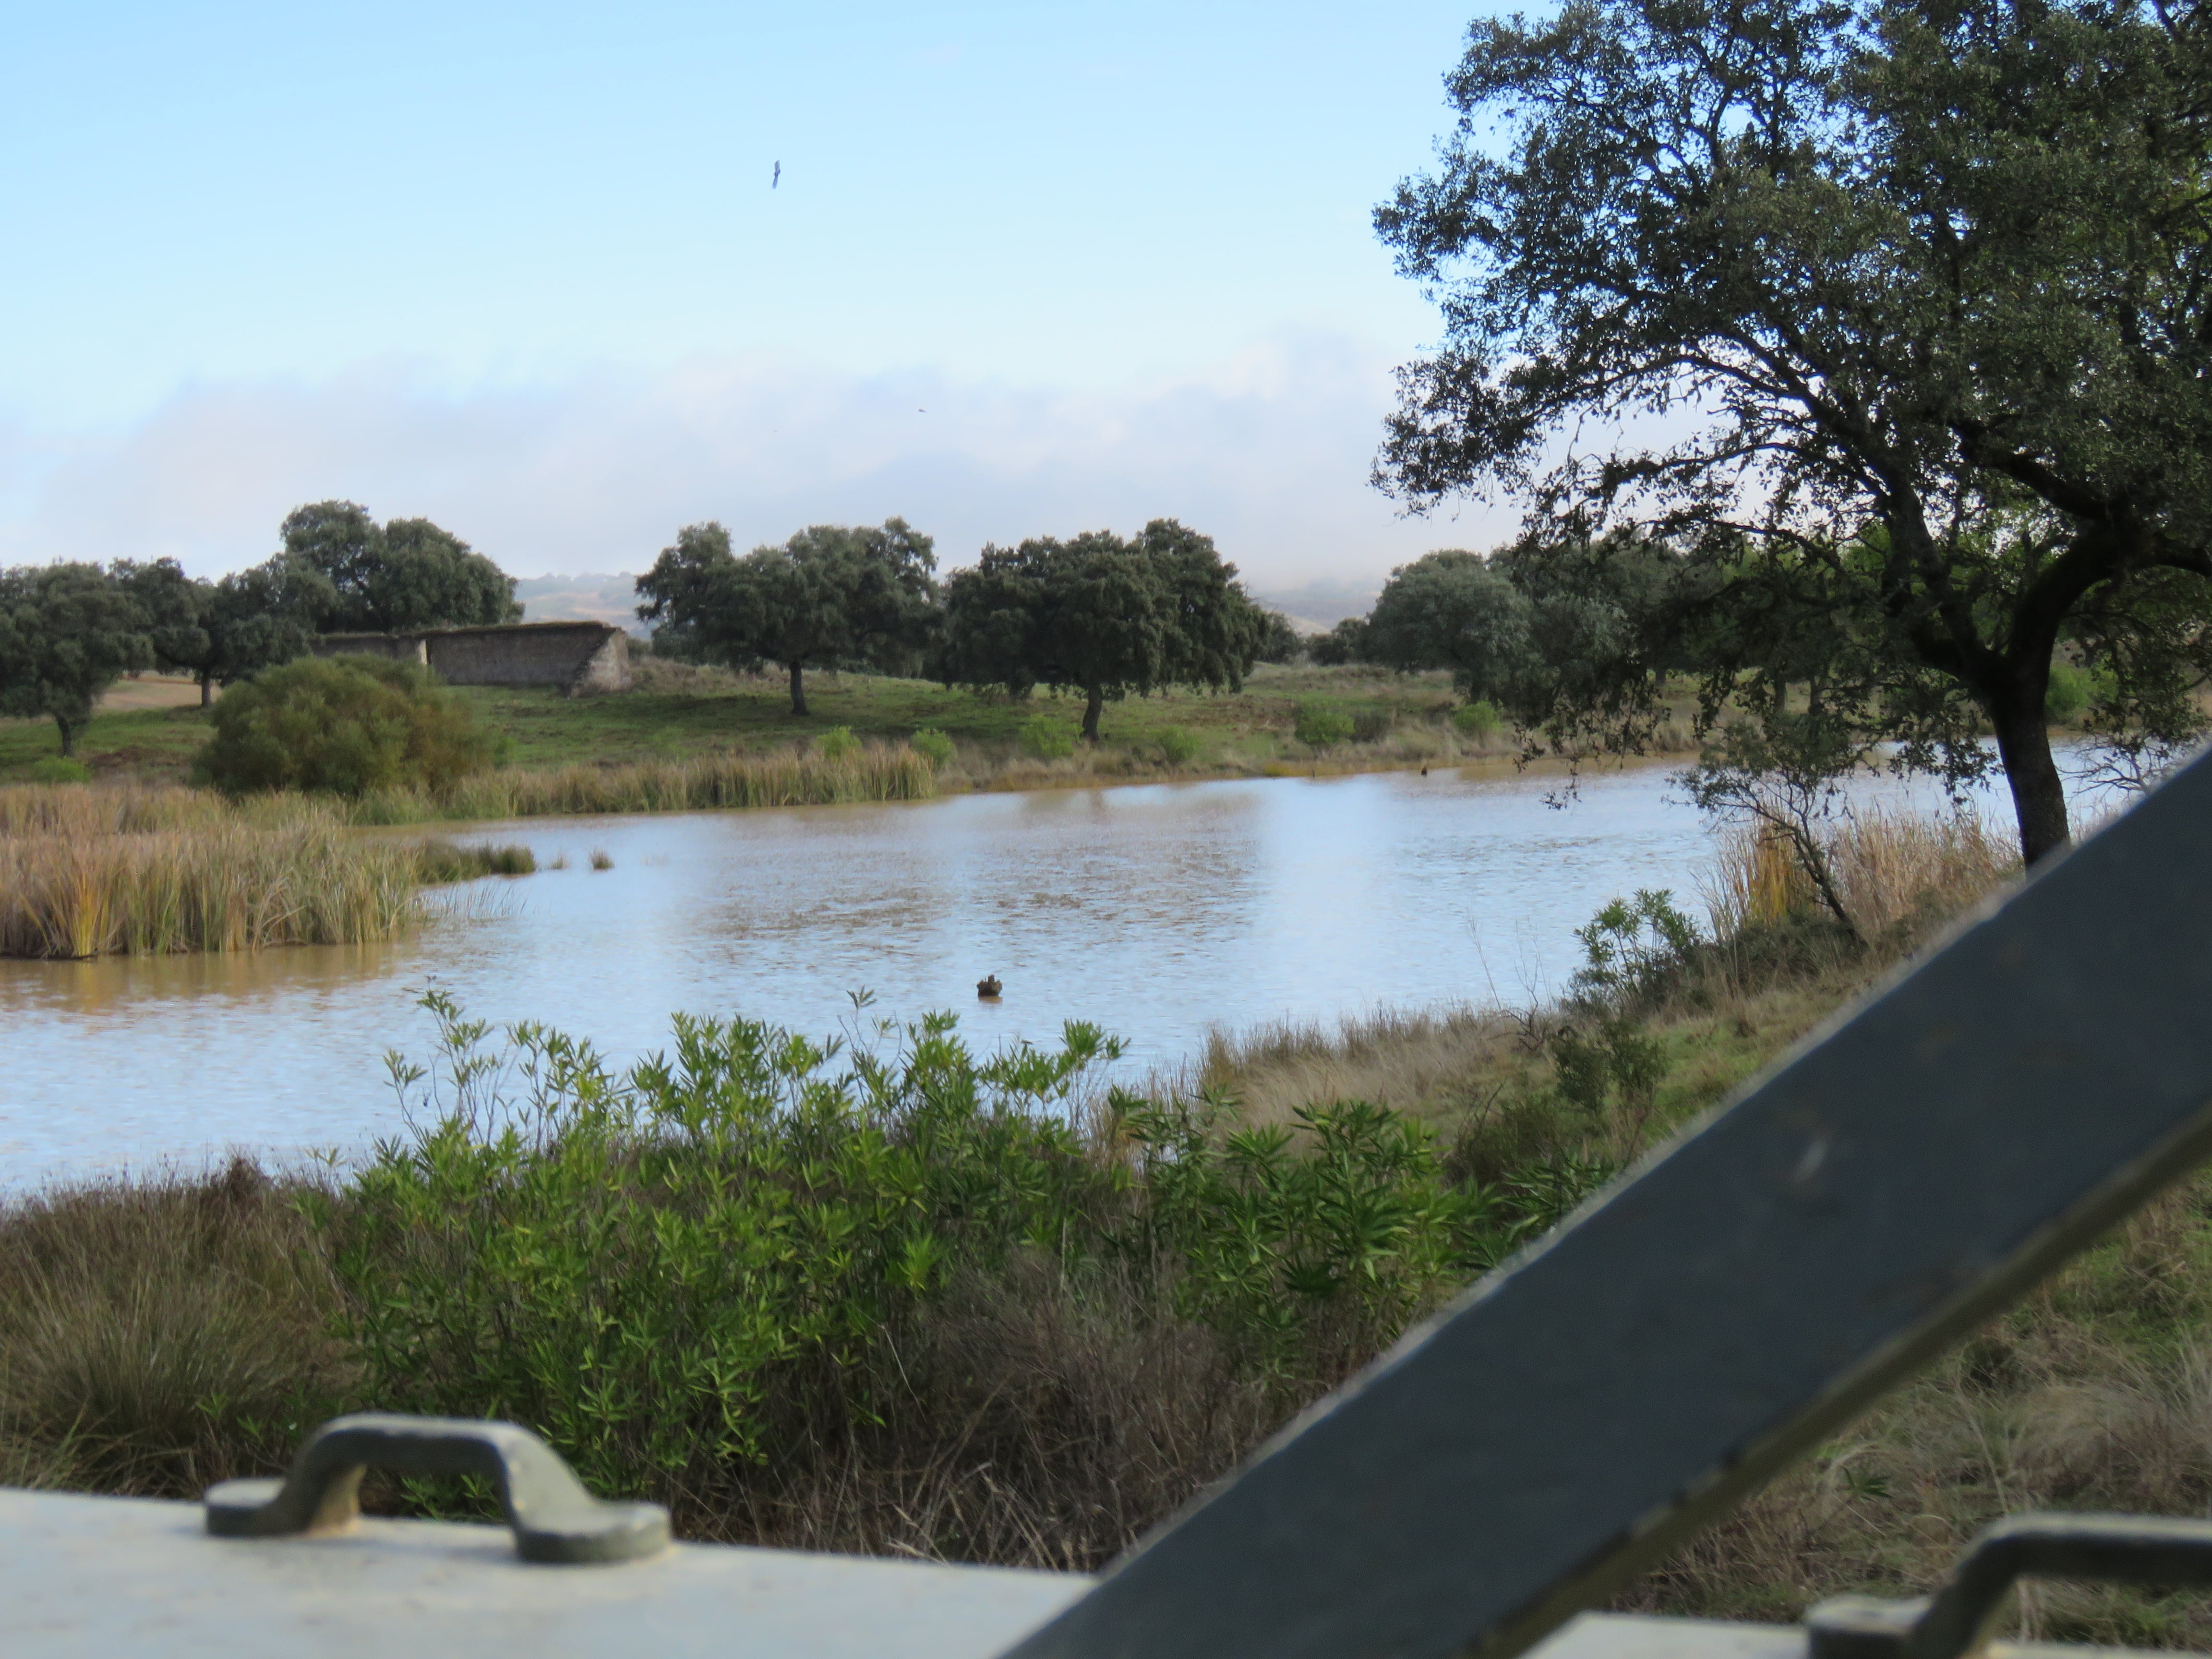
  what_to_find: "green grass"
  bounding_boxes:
[468,661,1495,771]
[0,704,212,783]
[0,664,1537,793]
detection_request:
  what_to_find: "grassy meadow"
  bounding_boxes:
[10,807,2212,1645]
[0,661,1596,800]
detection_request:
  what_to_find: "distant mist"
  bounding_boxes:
[0,331,1515,589]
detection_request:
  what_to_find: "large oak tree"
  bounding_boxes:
[282,501,519,634]
[935,519,1266,741]
[0,564,154,755]
[636,518,938,716]
[119,555,333,706]
[1375,0,2212,862]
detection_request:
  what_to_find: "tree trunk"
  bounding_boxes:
[1991,694,2071,867]
[53,715,76,757]
[199,674,215,708]
[787,661,808,718]
[1082,685,1104,742]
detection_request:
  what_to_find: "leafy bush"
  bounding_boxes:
[1453,699,1503,739]
[1115,1089,1489,1374]
[910,727,956,769]
[1351,707,1394,743]
[26,757,91,784]
[1569,889,1701,1011]
[1019,716,1077,759]
[817,725,861,761]
[1158,726,1202,765]
[319,996,1501,1525]
[1293,700,1354,746]
[196,656,492,798]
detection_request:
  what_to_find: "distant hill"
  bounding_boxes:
[513,574,648,636]
[1250,578,1379,635]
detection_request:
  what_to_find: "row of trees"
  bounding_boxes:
[638,516,1276,739]
[1364,0,2212,866]
[0,503,516,752]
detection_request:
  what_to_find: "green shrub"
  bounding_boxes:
[2044,661,2092,722]
[1019,716,1077,760]
[1351,707,1394,743]
[26,757,92,784]
[320,996,1502,1522]
[195,656,492,798]
[1569,889,1702,1010]
[910,727,956,769]
[1158,726,1202,765]
[817,725,861,761]
[1293,700,1354,746]
[1453,699,1503,739]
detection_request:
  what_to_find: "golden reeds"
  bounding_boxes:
[1703,810,2017,942]
[0,784,498,960]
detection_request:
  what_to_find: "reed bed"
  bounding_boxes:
[357,741,938,822]
[1702,809,2019,943]
[0,783,525,960]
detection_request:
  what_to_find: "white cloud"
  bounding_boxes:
[0,331,1516,587]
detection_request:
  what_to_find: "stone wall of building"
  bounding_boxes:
[313,623,631,695]
[315,633,429,666]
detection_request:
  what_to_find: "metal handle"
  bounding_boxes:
[202,1413,671,1564]
[1807,1513,2212,1659]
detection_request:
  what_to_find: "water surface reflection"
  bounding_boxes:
[0,758,2063,1185]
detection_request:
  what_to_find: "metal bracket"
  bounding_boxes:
[1807,1513,2212,1659]
[202,1413,671,1564]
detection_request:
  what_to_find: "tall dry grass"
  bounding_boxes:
[1626,1183,2212,1646]
[0,783,522,959]
[0,1160,349,1496]
[1702,810,2018,943]
[1190,1006,1522,1129]
[358,741,938,822]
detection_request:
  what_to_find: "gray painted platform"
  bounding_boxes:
[0,1487,1082,1657]
[0,1487,2143,1659]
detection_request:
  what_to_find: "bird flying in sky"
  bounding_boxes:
[772,161,781,188]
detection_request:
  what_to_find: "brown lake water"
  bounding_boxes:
[0,758,2084,1186]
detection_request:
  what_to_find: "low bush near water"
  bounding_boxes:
[909,727,956,769]
[1018,716,1078,760]
[1293,699,1355,746]
[314,997,1531,1546]
[198,656,493,798]
[1453,699,1503,739]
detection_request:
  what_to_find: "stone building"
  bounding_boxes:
[312,621,631,696]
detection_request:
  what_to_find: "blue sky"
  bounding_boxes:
[0,2,1514,590]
